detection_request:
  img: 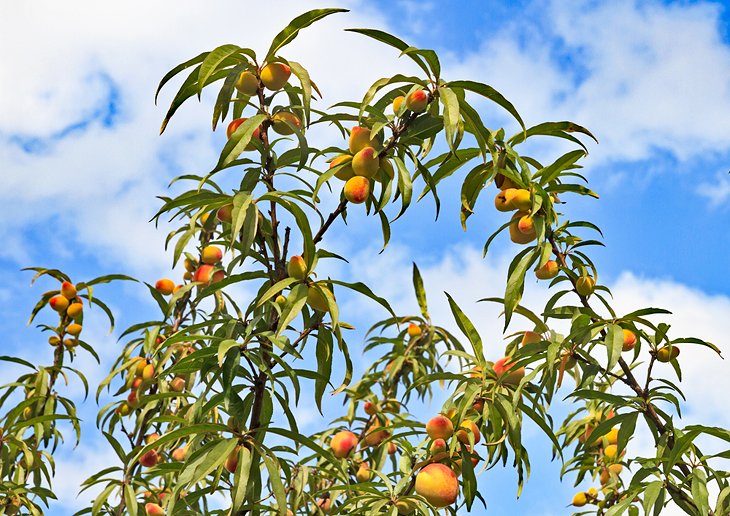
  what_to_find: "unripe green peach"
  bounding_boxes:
[414,463,459,507]
[405,89,429,113]
[330,155,355,181]
[67,302,83,318]
[201,245,223,265]
[392,95,405,114]
[622,329,637,352]
[260,62,291,90]
[535,260,559,280]
[234,70,259,96]
[287,255,307,280]
[307,284,332,312]
[330,430,358,458]
[49,295,69,313]
[155,279,175,295]
[344,176,371,204]
[657,345,680,362]
[407,323,421,337]
[66,323,82,336]
[352,147,380,178]
[61,281,77,300]
[426,415,454,440]
[216,204,234,223]
[348,126,380,154]
[509,211,536,244]
[575,275,596,297]
[271,112,302,135]
[117,402,131,417]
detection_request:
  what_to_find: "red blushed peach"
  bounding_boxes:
[330,430,358,458]
[535,260,559,280]
[387,442,398,455]
[61,281,77,300]
[407,323,422,337]
[344,176,370,204]
[226,118,263,150]
[509,211,536,244]
[430,438,447,455]
[155,279,175,295]
[363,401,378,415]
[405,90,429,113]
[455,420,481,445]
[170,376,186,392]
[259,62,291,90]
[287,255,307,280]
[145,502,165,516]
[225,446,241,473]
[426,415,454,440]
[493,356,525,385]
[193,265,225,285]
[352,147,379,178]
[622,329,637,352]
[392,95,405,114]
[201,245,223,265]
[139,450,160,468]
[49,295,69,313]
[363,419,390,447]
[216,204,234,223]
[348,126,380,154]
[415,463,459,507]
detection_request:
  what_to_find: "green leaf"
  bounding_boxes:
[448,80,525,131]
[345,28,431,78]
[412,263,429,320]
[155,51,207,104]
[605,323,624,372]
[503,249,538,329]
[266,8,349,61]
[198,44,243,96]
[231,446,253,512]
[314,330,333,414]
[276,284,309,336]
[445,292,483,363]
[439,87,460,152]
[215,114,268,169]
[329,280,395,317]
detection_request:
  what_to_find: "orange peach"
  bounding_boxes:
[363,401,378,415]
[426,415,454,440]
[572,492,587,507]
[61,281,77,300]
[287,255,307,280]
[493,356,525,385]
[392,95,405,114]
[330,154,355,181]
[193,265,225,285]
[155,279,175,295]
[216,204,234,223]
[139,450,160,468]
[348,126,380,154]
[430,438,447,455]
[49,295,69,313]
[414,463,459,507]
[387,442,398,455]
[226,118,263,150]
[142,363,156,382]
[330,430,358,458]
[234,70,258,96]
[506,188,531,211]
[535,260,559,280]
[405,90,429,113]
[145,502,165,516]
[201,246,223,265]
[521,331,542,346]
[509,211,536,244]
[344,176,370,204]
[66,323,82,336]
[494,190,513,212]
[170,376,186,392]
[67,302,83,318]
[271,112,301,135]
[352,147,380,178]
[622,329,637,352]
[455,420,481,445]
[306,284,332,312]
[260,62,291,90]
[363,419,390,447]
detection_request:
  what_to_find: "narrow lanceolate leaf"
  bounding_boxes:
[215,114,267,169]
[507,121,599,151]
[277,284,309,336]
[503,249,538,329]
[230,191,253,248]
[266,8,349,61]
[439,86,460,152]
[536,149,586,185]
[412,263,429,319]
[177,438,239,487]
[231,446,253,512]
[448,80,525,131]
[314,330,333,414]
[605,323,624,372]
[346,28,431,78]
[288,61,313,123]
[262,453,288,515]
[445,293,483,363]
[197,44,244,96]
[155,51,208,104]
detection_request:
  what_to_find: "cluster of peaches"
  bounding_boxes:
[46,281,84,350]
[284,255,333,312]
[493,174,540,246]
[154,244,226,300]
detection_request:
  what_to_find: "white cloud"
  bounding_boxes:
[697,171,730,208]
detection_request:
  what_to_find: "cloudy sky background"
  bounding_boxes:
[1,0,730,514]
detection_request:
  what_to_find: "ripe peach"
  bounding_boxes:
[344,176,370,204]
[146,433,160,445]
[606,427,619,445]
[260,62,291,90]
[355,462,371,482]
[506,189,531,211]
[405,90,429,113]
[287,255,307,280]
[575,276,596,297]
[622,329,637,352]
[271,112,301,135]
[572,492,587,507]
[61,281,77,300]
[363,419,390,447]
[521,331,542,346]
[493,356,525,385]
[145,502,165,516]
[139,450,160,468]
[63,338,76,348]
[235,70,258,96]
[216,204,234,223]
[316,498,331,512]
[363,401,378,415]
[155,279,175,296]
[330,430,358,458]
[142,363,156,382]
[392,95,405,114]
[133,358,148,377]
[66,323,82,336]
[193,265,225,285]
[306,284,332,312]
[415,463,458,507]
[426,415,454,440]
[517,214,535,234]
[131,377,143,389]
[352,147,380,178]
[226,118,263,150]
[330,154,355,181]
[170,376,186,392]
[49,295,69,313]
[348,126,380,154]
[201,246,223,265]
[67,302,83,318]
[657,346,679,362]
[387,442,398,455]
[183,258,197,272]
[48,335,61,346]
[494,190,513,212]
[535,260,559,280]
[455,420,481,445]
[225,446,240,473]
[407,323,421,337]
[509,211,536,244]
[430,438,447,455]
[604,444,618,460]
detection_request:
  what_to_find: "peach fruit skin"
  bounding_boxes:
[415,463,459,507]
[330,430,358,458]
[344,176,370,204]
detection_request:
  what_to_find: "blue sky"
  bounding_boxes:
[2,0,730,514]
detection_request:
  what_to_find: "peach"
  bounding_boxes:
[225,446,240,473]
[495,173,517,190]
[606,427,619,445]
[330,430,358,458]
[657,346,679,362]
[134,358,148,377]
[139,450,160,468]
[572,492,587,507]
[48,335,61,346]
[142,363,156,382]
[127,391,140,408]
[306,284,332,312]
[517,214,535,234]
[170,376,186,392]
[363,401,378,415]
[316,498,331,512]
[193,265,225,285]
[407,323,421,337]
[61,281,77,300]
[426,415,454,440]
[201,245,223,265]
[216,204,234,223]
[356,462,371,482]
[363,419,390,447]
[63,338,76,348]
[117,402,131,417]
[575,275,596,297]
[506,188,531,211]
[275,295,286,306]
[535,260,559,280]
[494,190,513,212]
[146,433,160,445]
[395,499,419,514]
[66,323,82,336]
[405,90,429,113]
[226,118,263,150]
[287,255,307,280]
[49,295,69,313]
[344,176,370,204]
[430,438,447,455]
[392,95,405,114]
[329,155,355,181]
[377,158,395,182]
[521,331,542,346]
[604,444,618,460]
[455,420,481,445]
[348,126,380,154]
[271,112,302,135]
[155,279,175,295]
[260,62,291,90]
[234,70,258,96]
[352,147,380,178]
[622,329,637,352]
[67,302,83,318]
[509,211,536,244]
[387,442,398,455]
[414,463,458,507]
[492,356,525,385]
[145,502,165,516]
[131,377,143,389]
[183,258,197,272]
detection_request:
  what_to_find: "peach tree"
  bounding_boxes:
[2,8,729,516]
